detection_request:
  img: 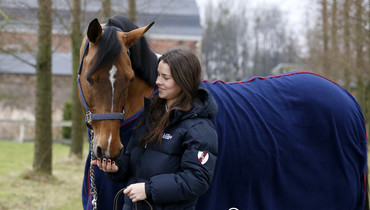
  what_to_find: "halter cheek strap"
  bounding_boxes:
[77,26,129,130]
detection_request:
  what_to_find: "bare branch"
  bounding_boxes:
[0,9,10,31]
[0,49,36,67]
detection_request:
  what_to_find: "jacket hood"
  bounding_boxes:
[170,88,218,123]
[193,88,218,118]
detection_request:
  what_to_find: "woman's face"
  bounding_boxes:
[156,60,181,107]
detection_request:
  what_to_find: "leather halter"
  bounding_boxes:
[77,26,129,130]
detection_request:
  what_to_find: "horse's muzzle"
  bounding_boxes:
[112,147,123,162]
[95,145,123,161]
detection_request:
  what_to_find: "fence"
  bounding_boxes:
[0,119,72,142]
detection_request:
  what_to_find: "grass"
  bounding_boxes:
[0,140,89,210]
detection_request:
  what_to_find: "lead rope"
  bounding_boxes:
[113,188,153,210]
[89,130,98,210]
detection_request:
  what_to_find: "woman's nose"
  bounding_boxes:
[155,77,161,85]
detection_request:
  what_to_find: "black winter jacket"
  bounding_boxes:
[107,88,218,210]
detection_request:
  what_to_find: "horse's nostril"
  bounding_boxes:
[96,146,103,159]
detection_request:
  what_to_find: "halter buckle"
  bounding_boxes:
[86,111,92,123]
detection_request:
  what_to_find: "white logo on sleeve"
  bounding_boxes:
[162,133,173,140]
[198,151,209,165]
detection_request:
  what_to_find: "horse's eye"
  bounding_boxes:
[130,76,134,83]
[86,76,94,85]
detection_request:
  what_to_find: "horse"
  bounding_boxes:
[79,15,368,210]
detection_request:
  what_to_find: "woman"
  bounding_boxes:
[92,48,218,209]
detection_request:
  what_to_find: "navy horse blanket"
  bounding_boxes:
[82,72,367,210]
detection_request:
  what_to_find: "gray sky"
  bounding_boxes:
[195,0,311,30]
[195,0,312,46]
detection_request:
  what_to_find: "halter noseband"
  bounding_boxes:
[77,26,129,130]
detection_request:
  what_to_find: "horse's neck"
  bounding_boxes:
[125,77,155,119]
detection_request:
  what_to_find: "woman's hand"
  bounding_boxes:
[91,158,119,173]
[124,183,147,202]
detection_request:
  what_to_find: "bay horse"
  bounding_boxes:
[79,15,367,210]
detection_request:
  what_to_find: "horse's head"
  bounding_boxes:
[78,18,154,160]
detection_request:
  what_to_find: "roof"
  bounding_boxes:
[1,0,199,15]
[0,53,72,75]
[0,0,201,39]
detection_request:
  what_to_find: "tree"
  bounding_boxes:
[33,0,53,174]
[354,0,366,110]
[201,2,244,81]
[128,0,137,24]
[330,0,338,78]
[343,0,352,89]
[69,0,85,159]
[367,0,370,133]
[321,0,330,74]
[101,0,111,19]
[251,7,298,76]
[201,0,299,81]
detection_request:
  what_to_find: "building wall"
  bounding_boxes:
[0,74,72,121]
[148,39,198,55]
[0,73,73,140]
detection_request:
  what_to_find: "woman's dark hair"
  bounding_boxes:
[140,47,202,146]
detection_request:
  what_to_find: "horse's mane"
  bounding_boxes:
[89,15,158,87]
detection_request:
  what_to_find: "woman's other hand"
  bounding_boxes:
[124,183,147,202]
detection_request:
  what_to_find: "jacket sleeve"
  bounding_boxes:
[147,120,218,203]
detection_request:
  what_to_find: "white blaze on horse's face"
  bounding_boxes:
[107,65,117,158]
[109,65,117,113]
[106,133,112,158]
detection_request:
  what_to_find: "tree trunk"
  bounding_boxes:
[321,0,330,74]
[330,0,338,78]
[70,0,85,159]
[343,0,351,90]
[355,0,364,73]
[368,0,370,77]
[367,0,370,128]
[101,0,111,20]
[330,0,337,52]
[355,0,365,109]
[366,3,370,205]
[128,0,136,24]
[33,0,53,174]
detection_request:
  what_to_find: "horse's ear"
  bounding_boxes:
[87,18,102,44]
[123,22,155,48]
